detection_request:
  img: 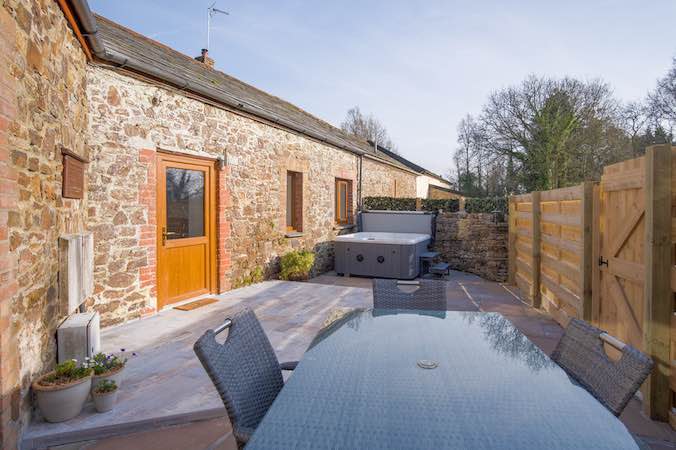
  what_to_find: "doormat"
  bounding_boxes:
[174,298,219,311]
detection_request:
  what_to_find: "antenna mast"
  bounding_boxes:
[207,3,229,50]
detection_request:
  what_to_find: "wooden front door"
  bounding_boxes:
[596,157,646,350]
[157,152,217,309]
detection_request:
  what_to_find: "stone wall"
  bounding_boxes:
[1,0,89,445]
[433,212,508,282]
[361,156,417,198]
[87,67,412,326]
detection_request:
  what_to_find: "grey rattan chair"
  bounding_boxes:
[193,308,297,448]
[372,279,446,311]
[551,318,653,416]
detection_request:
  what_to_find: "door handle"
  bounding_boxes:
[161,228,177,245]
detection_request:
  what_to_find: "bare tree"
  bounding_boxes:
[648,57,676,127]
[451,59,676,196]
[479,75,619,191]
[340,106,398,153]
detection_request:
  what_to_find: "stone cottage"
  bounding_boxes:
[0,0,450,446]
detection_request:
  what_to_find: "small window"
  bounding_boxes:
[286,171,303,232]
[335,178,353,225]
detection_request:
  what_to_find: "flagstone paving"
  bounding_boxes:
[25,272,676,450]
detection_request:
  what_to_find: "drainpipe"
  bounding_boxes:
[69,0,106,56]
[358,154,363,211]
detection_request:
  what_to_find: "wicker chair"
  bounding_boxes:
[372,279,446,311]
[193,308,298,448]
[551,318,653,416]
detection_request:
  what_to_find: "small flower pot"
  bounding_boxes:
[32,373,92,423]
[91,365,125,394]
[93,389,118,413]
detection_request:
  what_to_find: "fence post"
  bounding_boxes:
[643,144,672,421]
[531,191,542,308]
[591,182,601,326]
[415,197,422,211]
[580,181,594,321]
[507,196,516,285]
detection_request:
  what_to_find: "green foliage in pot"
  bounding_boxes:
[86,352,126,376]
[38,360,92,387]
[279,250,315,281]
[93,379,118,395]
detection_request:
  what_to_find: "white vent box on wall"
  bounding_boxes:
[59,233,94,314]
[57,311,101,364]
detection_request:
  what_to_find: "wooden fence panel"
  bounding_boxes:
[671,146,676,428]
[537,184,590,325]
[507,145,675,423]
[510,194,536,304]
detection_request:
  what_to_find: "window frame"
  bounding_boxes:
[335,178,353,225]
[286,170,303,232]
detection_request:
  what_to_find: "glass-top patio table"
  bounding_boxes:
[246,310,639,449]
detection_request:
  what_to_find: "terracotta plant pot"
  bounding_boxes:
[32,373,92,423]
[91,365,124,394]
[93,389,118,413]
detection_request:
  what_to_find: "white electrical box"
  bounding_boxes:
[57,312,101,364]
[59,233,94,314]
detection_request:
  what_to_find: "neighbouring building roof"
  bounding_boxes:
[90,14,418,174]
[372,144,453,186]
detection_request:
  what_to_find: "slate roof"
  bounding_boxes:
[373,144,452,186]
[93,15,415,173]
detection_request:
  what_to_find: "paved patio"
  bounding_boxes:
[24,272,676,449]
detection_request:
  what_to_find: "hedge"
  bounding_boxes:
[420,198,459,212]
[362,196,417,211]
[464,196,508,214]
[362,196,459,212]
[363,196,506,214]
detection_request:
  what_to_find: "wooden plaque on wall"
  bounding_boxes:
[61,148,88,199]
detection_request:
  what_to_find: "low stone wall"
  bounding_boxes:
[433,212,508,282]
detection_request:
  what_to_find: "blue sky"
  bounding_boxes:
[90,0,676,177]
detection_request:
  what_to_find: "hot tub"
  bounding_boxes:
[334,211,435,279]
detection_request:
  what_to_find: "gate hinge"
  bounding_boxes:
[598,257,608,267]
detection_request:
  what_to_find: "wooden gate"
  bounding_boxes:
[594,146,673,422]
[596,156,646,351]
[508,144,675,423]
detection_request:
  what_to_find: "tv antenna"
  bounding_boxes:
[207,3,229,50]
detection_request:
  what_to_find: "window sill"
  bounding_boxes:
[284,232,304,238]
[333,224,356,231]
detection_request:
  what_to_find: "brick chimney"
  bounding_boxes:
[195,48,214,68]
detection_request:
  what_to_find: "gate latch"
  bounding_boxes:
[598,257,609,267]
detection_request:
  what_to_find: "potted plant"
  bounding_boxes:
[92,379,118,413]
[87,351,127,393]
[32,359,92,423]
[279,250,315,281]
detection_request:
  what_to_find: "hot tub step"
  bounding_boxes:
[429,262,450,275]
[420,251,440,260]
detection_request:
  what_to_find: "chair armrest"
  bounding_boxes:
[279,361,298,371]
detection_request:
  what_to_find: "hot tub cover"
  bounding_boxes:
[334,232,430,245]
